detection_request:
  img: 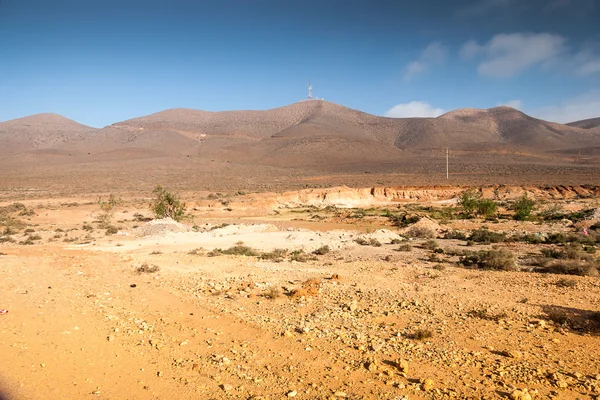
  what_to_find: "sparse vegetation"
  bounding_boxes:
[396,243,413,252]
[410,329,433,340]
[97,193,122,227]
[513,193,536,221]
[407,226,436,239]
[263,285,283,299]
[458,190,498,218]
[313,245,330,255]
[460,248,517,271]
[150,185,186,221]
[421,239,439,251]
[259,248,288,262]
[469,227,507,243]
[136,263,160,274]
[218,243,259,257]
[290,250,316,263]
[467,308,508,321]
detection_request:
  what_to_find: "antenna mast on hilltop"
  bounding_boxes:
[307,79,313,100]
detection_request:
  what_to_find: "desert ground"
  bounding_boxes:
[1,185,600,400]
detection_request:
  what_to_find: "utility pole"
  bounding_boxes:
[446,148,449,180]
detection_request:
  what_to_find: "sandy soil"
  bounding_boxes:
[1,191,600,400]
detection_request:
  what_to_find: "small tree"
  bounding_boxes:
[476,198,498,217]
[513,193,535,221]
[97,193,122,227]
[150,185,186,221]
[459,189,481,216]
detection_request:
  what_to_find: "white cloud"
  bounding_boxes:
[460,33,566,78]
[385,101,445,118]
[457,0,513,17]
[529,91,600,123]
[403,42,448,82]
[498,100,523,109]
[576,58,600,76]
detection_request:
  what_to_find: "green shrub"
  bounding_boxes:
[476,198,498,217]
[459,189,481,216]
[97,193,122,227]
[513,194,535,221]
[469,227,507,243]
[150,185,186,221]
[460,248,517,271]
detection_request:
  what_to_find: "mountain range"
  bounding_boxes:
[1,101,599,168]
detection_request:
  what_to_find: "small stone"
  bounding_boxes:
[371,343,383,352]
[334,391,347,397]
[191,363,200,372]
[157,371,162,377]
[556,380,568,388]
[366,361,378,372]
[283,331,293,338]
[510,389,532,400]
[395,359,409,374]
[107,335,115,342]
[287,390,297,397]
[349,300,358,312]
[503,350,522,359]
[221,384,233,392]
[421,378,434,391]
[40,363,46,368]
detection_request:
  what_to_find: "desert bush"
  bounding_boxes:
[369,238,382,247]
[136,263,160,274]
[82,224,94,231]
[97,193,122,227]
[105,225,118,235]
[421,239,439,251]
[396,243,413,252]
[510,232,544,244]
[28,234,41,241]
[555,278,577,288]
[220,243,259,257]
[263,285,283,299]
[150,185,186,221]
[260,248,288,262]
[407,226,436,239]
[476,198,498,217]
[0,236,15,243]
[469,227,506,243]
[313,245,330,255]
[390,238,403,244]
[433,264,446,271]
[538,260,599,277]
[513,194,536,221]
[354,237,369,245]
[290,250,315,263]
[459,189,481,216]
[410,329,433,340]
[207,249,223,257]
[467,308,508,321]
[444,230,468,240]
[460,248,517,271]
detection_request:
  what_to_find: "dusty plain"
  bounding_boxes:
[1,184,600,400]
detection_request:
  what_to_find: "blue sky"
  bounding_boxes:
[1,0,599,127]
